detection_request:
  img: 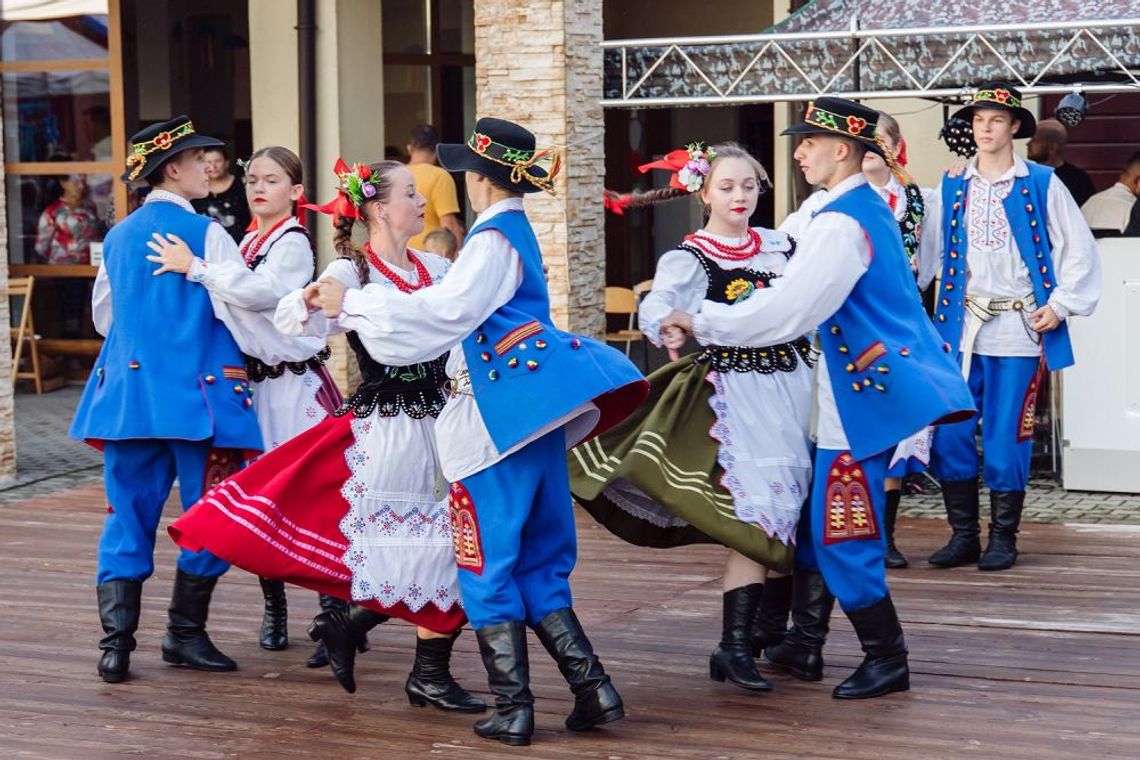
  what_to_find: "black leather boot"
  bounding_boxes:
[708,583,772,692]
[473,621,534,746]
[978,491,1025,571]
[258,578,288,651]
[306,594,360,667]
[928,478,982,567]
[97,580,142,683]
[751,574,793,656]
[307,604,388,693]
[764,569,835,681]
[161,570,237,671]
[884,489,909,569]
[534,607,625,730]
[405,631,486,712]
[833,595,910,699]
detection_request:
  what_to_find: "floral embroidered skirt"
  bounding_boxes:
[169,408,465,634]
[568,353,810,573]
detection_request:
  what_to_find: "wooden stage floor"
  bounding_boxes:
[2,483,1139,759]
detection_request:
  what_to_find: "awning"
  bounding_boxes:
[603,0,1140,107]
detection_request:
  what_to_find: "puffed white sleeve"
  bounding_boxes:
[337,231,519,366]
[187,228,314,309]
[777,189,827,239]
[692,213,869,347]
[91,260,112,336]
[274,258,361,338]
[1044,175,1102,320]
[916,181,944,291]
[638,249,706,346]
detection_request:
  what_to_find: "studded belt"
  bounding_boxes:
[448,369,473,397]
[960,293,1039,378]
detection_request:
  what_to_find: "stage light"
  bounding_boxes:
[1055,92,1088,128]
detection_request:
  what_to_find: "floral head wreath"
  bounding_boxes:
[303,158,383,225]
[603,142,717,215]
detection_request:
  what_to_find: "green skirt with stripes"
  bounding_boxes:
[568,353,793,573]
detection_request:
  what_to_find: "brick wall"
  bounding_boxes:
[474,0,605,335]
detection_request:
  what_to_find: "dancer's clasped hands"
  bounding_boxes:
[302,278,348,318]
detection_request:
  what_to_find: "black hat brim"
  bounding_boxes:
[437,142,548,194]
[780,123,888,159]
[120,133,225,183]
[950,102,1037,139]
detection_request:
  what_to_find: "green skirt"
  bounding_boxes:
[569,353,793,573]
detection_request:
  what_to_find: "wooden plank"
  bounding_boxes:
[10,264,98,279]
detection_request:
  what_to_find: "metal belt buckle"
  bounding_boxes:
[1011,300,1024,311]
[448,370,472,397]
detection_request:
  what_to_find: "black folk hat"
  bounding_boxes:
[437,117,561,195]
[121,115,224,183]
[951,82,1037,139]
[781,96,888,158]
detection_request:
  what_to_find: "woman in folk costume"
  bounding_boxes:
[146,146,347,664]
[169,159,484,713]
[573,142,814,692]
[860,112,937,569]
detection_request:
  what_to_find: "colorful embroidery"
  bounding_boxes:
[449,483,484,574]
[823,453,880,545]
[853,341,888,373]
[203,448,242,492]
[1017,362,1044,442]
[967,174,1014,252]
[495,321,543,356]
[222,366,249,382]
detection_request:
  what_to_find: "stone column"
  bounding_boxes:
[0,115,16,483]
[474,0,605,335]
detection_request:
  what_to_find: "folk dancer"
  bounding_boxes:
[662,98,975,699]
[71,116,264,683]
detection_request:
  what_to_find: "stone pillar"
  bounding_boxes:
[0,115,16,483]
[474,0,605,335]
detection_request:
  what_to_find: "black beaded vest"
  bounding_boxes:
[335,331,449,419]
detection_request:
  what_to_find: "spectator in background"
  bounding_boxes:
[1082,151,1140,236]
[35,168,100,336]
[1027,118,1096,206]
[406,124,465,250]
[192,145,250,243]
[423,227,459,261]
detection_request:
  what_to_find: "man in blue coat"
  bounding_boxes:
[71,116,263,683]
[663,98,975,699]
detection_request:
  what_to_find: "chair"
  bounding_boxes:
[604,285,644,360]
[632,279,654,299]
[9,276,44,394]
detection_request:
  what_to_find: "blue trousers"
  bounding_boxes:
[932,355,1041,492]
[794,447,891,613]
[98,440,231,584]
[453,427,576,629]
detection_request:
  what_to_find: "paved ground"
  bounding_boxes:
[2,384,1139,522]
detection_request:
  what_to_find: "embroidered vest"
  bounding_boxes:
[459,210,647,455]
[682,245,813,374]
[70,201,263,452]
[335,332,449,419]
[816,183,976,461]
[934,163,1074,370]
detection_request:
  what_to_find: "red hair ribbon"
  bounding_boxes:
[637,149,692,191]
[896,138,908,168]
[602,190,633,215]
[302,158,359,226]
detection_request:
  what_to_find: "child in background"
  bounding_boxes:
[423,227,459,261]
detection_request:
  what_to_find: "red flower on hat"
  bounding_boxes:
[846,116,867,135]
[474,133,492,153]
[153,131,173,150]
[994,89,1010,103]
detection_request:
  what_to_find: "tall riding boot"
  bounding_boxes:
[306,594,365,668]
[473,621,535,747]
[161,570,237,671]
[884,490,909,569]
[534,607,625,730]
[258,578,288,651]
[405,631,487,712]
[928,478,982,567]
[764,569,835,681]
[708,583,772,692]
[307,603,388,693]
[96,580,142,683]
[978,491,1025,571]
[751,574,793,656]
[833,595,910,699]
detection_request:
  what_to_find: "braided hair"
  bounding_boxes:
[604,141,771,212]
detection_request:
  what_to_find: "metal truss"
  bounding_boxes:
[602,18,1140,107]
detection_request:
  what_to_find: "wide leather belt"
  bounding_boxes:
[960,293,1038,378]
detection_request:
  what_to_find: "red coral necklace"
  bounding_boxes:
[364,242,432,293]
[240,217,291,267]
[684,228,762,261]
